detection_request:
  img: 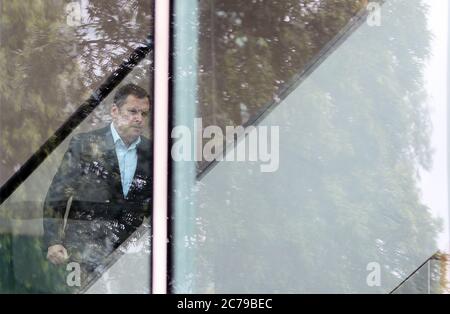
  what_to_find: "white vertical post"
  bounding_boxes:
[152,0,170,294]
[428,259,431,294]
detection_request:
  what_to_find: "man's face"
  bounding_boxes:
[111,95,150,145]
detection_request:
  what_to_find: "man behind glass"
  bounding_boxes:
[43,83,152,274]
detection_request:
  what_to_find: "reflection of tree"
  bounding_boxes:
[392,253,449,294]
[189,0,441,293]
[0,0,152,185]
[196,0,370,172]
[74,0,153,85]
[198,0,368,127]
[0,0,80,185]
[0,0,153,293]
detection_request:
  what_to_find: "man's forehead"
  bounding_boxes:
[123,95,150,108]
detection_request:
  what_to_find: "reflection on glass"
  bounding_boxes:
[43,84,152,288]
[392,252,450,294]
[195,0,370,173]
[0,0,153,293]
[172,0,449,293]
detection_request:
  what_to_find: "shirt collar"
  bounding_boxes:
[110,123,141,149]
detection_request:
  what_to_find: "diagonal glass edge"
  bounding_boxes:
[0,35,154,205]
[195,0,386,181]
[390,251,450,294]
[66,1,387,293]
[77,222,152,294]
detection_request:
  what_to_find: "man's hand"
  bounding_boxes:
[47,244,69,265]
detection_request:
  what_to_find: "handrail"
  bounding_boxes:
[390,251,450,294]
[78,221,151,294]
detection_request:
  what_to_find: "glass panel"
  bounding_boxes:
[392,253,450,294]
[0,0,153,293]
[171,0,450,293]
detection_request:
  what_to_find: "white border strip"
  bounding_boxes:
[152,0,170,294]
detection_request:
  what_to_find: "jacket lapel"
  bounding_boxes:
[99,126,124,200]
[127,140,152,199]
[97,126,152,201]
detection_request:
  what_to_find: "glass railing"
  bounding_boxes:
[0,0,154,293]
[391,252,450,294]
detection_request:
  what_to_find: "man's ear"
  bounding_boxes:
[111,104,119,118]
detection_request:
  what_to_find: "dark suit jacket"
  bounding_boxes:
[43,126,152,267]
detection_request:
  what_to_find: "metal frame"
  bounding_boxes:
[152,0,171,294]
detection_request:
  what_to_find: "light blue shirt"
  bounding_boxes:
[110,123,141,198]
